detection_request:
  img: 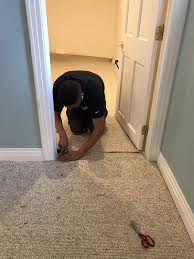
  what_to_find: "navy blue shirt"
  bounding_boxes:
[53,71,107,119]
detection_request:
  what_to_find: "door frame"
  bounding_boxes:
[25,0,57,160]
[25,0,189,161]
[145,0,189,160]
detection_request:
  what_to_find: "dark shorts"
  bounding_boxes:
[66,108,107,134]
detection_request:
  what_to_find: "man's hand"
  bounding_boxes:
[57,117,105,162]
[58,150,84,162]
[58,134,69,153]
[54,112,69,153]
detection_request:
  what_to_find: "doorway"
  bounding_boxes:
[46,0,166,154]
[25,0,189,161]
[46,0,139,153]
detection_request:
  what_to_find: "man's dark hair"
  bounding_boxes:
[58,80,81,106]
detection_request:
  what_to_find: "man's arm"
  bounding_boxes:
[55,112,68,152]
[79,116,105,154]
[58,116,105,161]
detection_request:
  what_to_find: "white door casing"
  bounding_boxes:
[25,0,57,160]
[116,0,164,150]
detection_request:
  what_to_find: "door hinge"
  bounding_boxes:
[155,24,165,41]
[142,125,149,136]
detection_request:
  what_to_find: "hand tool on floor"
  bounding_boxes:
[130,221,155,249]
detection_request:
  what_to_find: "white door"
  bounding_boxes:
[116,0,164,150]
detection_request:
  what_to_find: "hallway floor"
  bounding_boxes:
[1,154,194,258]
[0,56,193,258]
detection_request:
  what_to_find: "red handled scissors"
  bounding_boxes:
[130,221,155,249]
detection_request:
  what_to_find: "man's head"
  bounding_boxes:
[58,80,83,108]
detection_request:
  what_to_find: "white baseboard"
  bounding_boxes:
[158,153,194,245]
[0,148,43,161]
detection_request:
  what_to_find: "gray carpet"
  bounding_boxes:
[58,115,138,153]
[0,153,193,258]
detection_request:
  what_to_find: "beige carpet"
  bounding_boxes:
[0,153,193,258]
[58,116,137,153]
[1,56,193,258]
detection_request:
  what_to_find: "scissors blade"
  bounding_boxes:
[130,220,140,234]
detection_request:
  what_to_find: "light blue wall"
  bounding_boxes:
[0,0,41,148]
[161,1,194,212]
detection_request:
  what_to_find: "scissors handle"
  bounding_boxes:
[138,233,155,249]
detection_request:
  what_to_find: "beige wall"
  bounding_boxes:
[46,0,118,58]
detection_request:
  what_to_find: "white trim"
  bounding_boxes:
[25,0,57,161]
[0,149,43,161]
[158,153,194,245]
[145,0,189,161]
